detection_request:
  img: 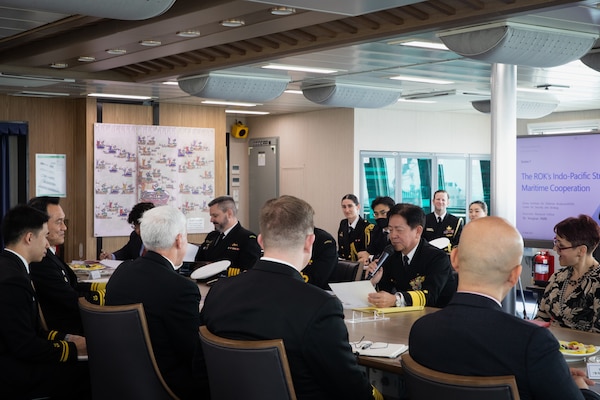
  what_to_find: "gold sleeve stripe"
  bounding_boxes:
[372,386,384,400]
[227,267,241,277]
[48,330,58,340]
[407,290,428,307]
[89,289,106,306]
[90,282,107,291]
[59,340,70,362]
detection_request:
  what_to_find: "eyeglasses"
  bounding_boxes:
[350,336,389,351]
[553,239,577,252]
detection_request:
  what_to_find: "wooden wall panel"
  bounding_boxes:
[0,95,81,260]
[1,95,228,260]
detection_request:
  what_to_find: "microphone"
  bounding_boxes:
[366,244,395,279]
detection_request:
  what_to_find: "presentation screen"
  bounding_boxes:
[517,133,600,248]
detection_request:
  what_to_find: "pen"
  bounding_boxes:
[362,343,372,350]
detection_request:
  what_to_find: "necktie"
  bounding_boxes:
[213,232,225,247]
[437,216,442,224]
[348,226,354,234]
[403,255,409,267]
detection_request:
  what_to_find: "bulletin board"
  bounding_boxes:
[93,123,215,237]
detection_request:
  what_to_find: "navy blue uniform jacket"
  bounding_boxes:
[200,259,373,400]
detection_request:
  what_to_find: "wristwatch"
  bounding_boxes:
[395,292,402,307]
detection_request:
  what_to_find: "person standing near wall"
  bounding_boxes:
[337,194,374,261]
[423,190,463,252]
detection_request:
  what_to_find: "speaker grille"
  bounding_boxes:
[439,22,597,68]
[302,83,401,108]
[179,73,289,102]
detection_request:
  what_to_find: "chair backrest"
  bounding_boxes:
[401,354,520,400]
[328,260,363,283]
[78,298,180,400]
[199,325,297,400]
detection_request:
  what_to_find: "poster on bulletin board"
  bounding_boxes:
[93,123,215,237]
[35,153,67,197]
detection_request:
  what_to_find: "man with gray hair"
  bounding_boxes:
[106,205,209,399]
[201,195,379,400]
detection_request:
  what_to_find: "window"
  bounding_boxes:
[360,151,490,220]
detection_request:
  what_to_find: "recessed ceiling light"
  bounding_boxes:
[270,6,296,15]
[284,89,303,94]
[78,56,96,62]
[390,40,449,51]
[106,49,127,55]
[162,81,179,85]
[390,75,454,85]
[177,30,200,38]
[139,40,162,47]
[262,63,338,74]
[397,98,436,104]
[88,93,152,100]
[220,19,245,28]
[202,100,258,107]
[50,63,68,69]
[13,91,70,97]
[225,109,269,115]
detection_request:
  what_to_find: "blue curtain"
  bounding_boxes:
[0,122,28,247]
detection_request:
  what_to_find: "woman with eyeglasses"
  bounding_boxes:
[535,214,600,332]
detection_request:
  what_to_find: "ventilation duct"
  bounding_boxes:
[302,82,401,108]
[438,22,598,68]
[0,73,75,88]
[527,119,600,135]
[0,0,176,19]
[178,72,290,103]
[471,99,559,119]
[580,49,600,72]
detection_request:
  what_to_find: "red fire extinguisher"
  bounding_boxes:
[533,251,555,284]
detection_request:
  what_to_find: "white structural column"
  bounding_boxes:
[491,63,518,315]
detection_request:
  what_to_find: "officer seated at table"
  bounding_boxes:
[193,196,261,277]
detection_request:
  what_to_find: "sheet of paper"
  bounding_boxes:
[350,342,408,358]
[329,280,376,309]
[184,243,199,262]
[99,259,122,269]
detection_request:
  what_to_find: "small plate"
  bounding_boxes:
[190,260,231,280]
[70,263,105,271]
[560,341,599,362]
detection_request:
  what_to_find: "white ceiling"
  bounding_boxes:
[0,0,599,117]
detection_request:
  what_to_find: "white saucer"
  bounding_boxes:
[190,260,231,280]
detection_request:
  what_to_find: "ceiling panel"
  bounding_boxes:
[0,0,598,117]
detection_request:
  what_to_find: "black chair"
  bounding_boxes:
[328,260,363,284]
[401,353,520,400]
[199,325,297,400]
[78,298,180,400]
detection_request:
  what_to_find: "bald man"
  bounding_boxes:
[409,217,600,400]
